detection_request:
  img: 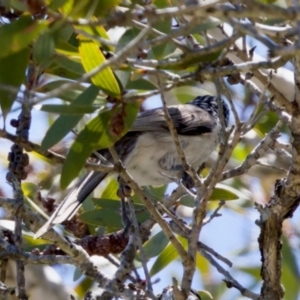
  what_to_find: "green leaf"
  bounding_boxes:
[93,0,120,17]
[36,80,105,103]
[33,32,55,65]
[197,290,213,300]
[99,177,119,200]
[55,39,79,56]
[60,101,140,189]
[22,182,39,199]
[255,110,279,136]
[132,185,167,204]
[282,260,300,300]
[0,15,47,59]
[46,62,82,80]
[0,48,30,114]
[93,198,145,211]
[93,26,114,51]
[171,86,213,104]
[180,184,241,207]
[142,231,169,258]
[282,236,300,277]
[39,104,98,114]
[49,0,69,11]
[150,0,172,59]
[65,0,119,18]
[80,208,123,228]
[239,266,260,280]
[0,220,49,247]
[151,23,172,58]
[150,242,178,276]
[74,275,93,297]
[159,47,222,70]
[116,28,140,53]
[76,23,114,51]
[60,112,110,188]
[210,184,241,200]
[80,199,149,228]
[190,20,221,35]
[54,55,85,75]
[126,78,157,91]
[78,36,121,96]
[195,251,210,277]
[150,237,187,277]
[41,84,100,150]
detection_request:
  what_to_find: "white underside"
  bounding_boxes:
[123,125,221,186]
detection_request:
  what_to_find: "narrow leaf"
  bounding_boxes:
[0,15,47,59]
[0,48,30,114]
[54,55,85,75]
[78,36,120,95]
[79,201,148,228]
[41,84,100,150]
[36,80,105,103]
[180,185,240,207]
[39,104,98,114]
[33,32,55,64]
[60,110,112,189]
[142,231,169,258]
[150,243,178,276]
[60,102,140,189]
[92,198,145,210]
[80,208,123,228]
[99,178,119,200]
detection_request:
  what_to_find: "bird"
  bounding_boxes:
[35,95,229,238]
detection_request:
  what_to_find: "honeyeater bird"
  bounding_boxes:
[35,95,229,238]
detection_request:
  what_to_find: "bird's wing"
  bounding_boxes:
[130,104,216,135]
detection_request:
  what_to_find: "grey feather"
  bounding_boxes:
[131,104,215,135]
[35,95,229,238]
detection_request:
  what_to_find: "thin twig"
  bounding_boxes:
[127,196,153,294]
[107,147,190,274]
[201,250,259,300]
[203,200,225,226]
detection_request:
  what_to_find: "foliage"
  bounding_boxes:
[0,0,299,299]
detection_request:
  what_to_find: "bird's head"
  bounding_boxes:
[190,95,230,127]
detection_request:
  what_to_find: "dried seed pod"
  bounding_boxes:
[10,119,19,128]
[14,153,23,163]
[6,172,12,182]
[15,164,24,174]
[21,153,29,166]
[20,171,28,180]
[11,144,22,154]
[7,152,14,162]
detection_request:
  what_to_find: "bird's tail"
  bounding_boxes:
[34,171,107,238]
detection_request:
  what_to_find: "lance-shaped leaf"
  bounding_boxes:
[0,48,30,115]
[79,198,149,228]
[41,84,100,150]
[33,32,55,65]
[180,184,243,207]
[150,242,178,276]
[76,23,114,51]
[0,15,48,59]
[39,104,98,114]
[54,55,85,75]
[141,230,169,259]
[78,36,121,96]
[60,101,140,189]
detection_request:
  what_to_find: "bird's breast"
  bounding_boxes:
[124,127,220,186]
